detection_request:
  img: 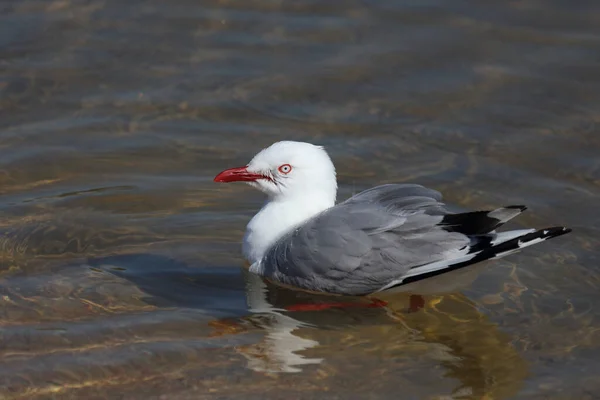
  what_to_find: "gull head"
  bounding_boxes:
[214,141,337,202]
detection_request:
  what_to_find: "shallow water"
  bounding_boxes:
[1,0,599,399]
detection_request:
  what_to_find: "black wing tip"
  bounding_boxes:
[505,205,527,211]
[540,226,572,238]
[513,226,571,247]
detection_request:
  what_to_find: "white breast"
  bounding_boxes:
[242,197,333,264]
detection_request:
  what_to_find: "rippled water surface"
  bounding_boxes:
[2,1,600,399]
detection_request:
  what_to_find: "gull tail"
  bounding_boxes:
[387,226,571,289]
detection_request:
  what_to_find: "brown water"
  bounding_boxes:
[1,0,599,399]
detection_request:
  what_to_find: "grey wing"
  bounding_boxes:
[256,184,469,295]
[344,183,446,215]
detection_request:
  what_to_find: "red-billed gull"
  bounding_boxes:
[214,141,571,295]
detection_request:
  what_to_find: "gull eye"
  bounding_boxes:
[278,164,292,174]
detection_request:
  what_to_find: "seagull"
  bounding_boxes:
[214,141,571,296]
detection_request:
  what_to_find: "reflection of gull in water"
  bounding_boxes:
[92,253,529,398]
[213,269,529,399]
[238,272,323,373]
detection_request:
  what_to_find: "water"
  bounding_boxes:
[1,0,599,398]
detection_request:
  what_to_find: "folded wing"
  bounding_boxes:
[255,184,471,295]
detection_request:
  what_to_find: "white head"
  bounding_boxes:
[214,141,337,203]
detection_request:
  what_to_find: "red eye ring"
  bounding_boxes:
[278,164,292,174]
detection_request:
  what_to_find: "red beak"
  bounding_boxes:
[213,166,265,183]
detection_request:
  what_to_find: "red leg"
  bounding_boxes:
[409,294,425,312]
[285,298,388,312]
